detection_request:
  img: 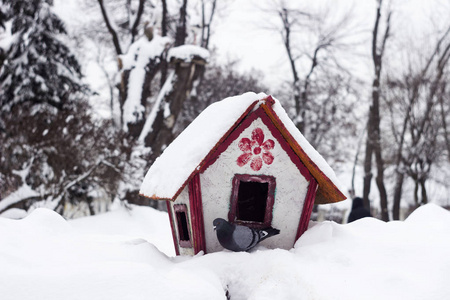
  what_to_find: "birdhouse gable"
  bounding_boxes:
[199,104,313,181]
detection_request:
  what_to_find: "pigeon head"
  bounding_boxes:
[213,218,232,231]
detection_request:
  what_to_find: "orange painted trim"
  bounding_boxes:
[260,97,346,204]
[139,193,173,201]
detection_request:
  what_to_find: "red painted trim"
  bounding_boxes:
[255,109,312,180]
[199,100,260,172]
[228,174,276,229]
[174,204,192,248]
[166,201,180,255]
[188,173,206,254]
[295,179,318,241]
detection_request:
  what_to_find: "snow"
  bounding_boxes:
[0,21,16,53]
[120,35,171,131]
[138,70,175,142]
[167,45,210,63]
[1,203,450,299]
[0,185,39,213]
[0,208,28,219]
[140,92,345,201]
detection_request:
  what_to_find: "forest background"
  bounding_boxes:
[1,0,449,222]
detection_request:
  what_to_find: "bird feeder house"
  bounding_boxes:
[140,93,347,255]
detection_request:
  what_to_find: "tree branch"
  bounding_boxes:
[130,0,146,43]
[97,0,122,55]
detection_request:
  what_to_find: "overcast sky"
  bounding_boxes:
[52,0,450,117]
[209,0,449,89]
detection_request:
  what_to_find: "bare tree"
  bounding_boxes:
[386,25,450,218]
[93,0,221,207]
[362,0,391,221]
[261,0,361,162]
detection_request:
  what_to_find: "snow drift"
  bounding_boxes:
[1,204,450,300]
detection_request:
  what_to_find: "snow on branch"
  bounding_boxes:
[139,70,175,143]
[0,185,40,213]
[120,35,171,131]
[167,45,209,64]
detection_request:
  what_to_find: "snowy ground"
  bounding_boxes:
[1,203,450,300]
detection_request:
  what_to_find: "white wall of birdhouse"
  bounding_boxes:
[200,117,310,253]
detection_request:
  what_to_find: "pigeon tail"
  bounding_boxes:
[259,227,280,242]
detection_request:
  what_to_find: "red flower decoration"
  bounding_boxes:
[237,128,275,171]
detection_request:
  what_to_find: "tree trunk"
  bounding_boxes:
[351,126,366,198]
[363,0,390,219]
[88,201,96,216]
[372,74,389,221]
[375,145,389,221]
[175,0,188,47]
[142,58,207,162]
[118,53,162,138]
[160,0,169,88]
[392,171,404,220]
[362,132,373,210]
[420,178,428,205]
[413,178,419,207]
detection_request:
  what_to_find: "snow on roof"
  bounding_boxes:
[270,97,348,200]
[140,92,265,199]
[140,92,346,202]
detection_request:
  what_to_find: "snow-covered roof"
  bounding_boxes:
[140,92,347,204]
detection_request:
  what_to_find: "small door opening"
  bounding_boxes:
[174,204,191,248]
[237,181,268,223]
[176,211,190,241]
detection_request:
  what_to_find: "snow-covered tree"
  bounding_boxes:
[0,0,86,111]
[92,0,220,207]
[0,101,132,217]
[0,0,132,217]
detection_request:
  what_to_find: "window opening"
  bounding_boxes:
[229,174,276,228]
[174,204,191,248]
[237,181,268,223]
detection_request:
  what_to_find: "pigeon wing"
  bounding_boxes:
[232,225,258,251]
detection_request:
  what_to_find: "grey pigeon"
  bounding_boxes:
[213,218,280,252]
